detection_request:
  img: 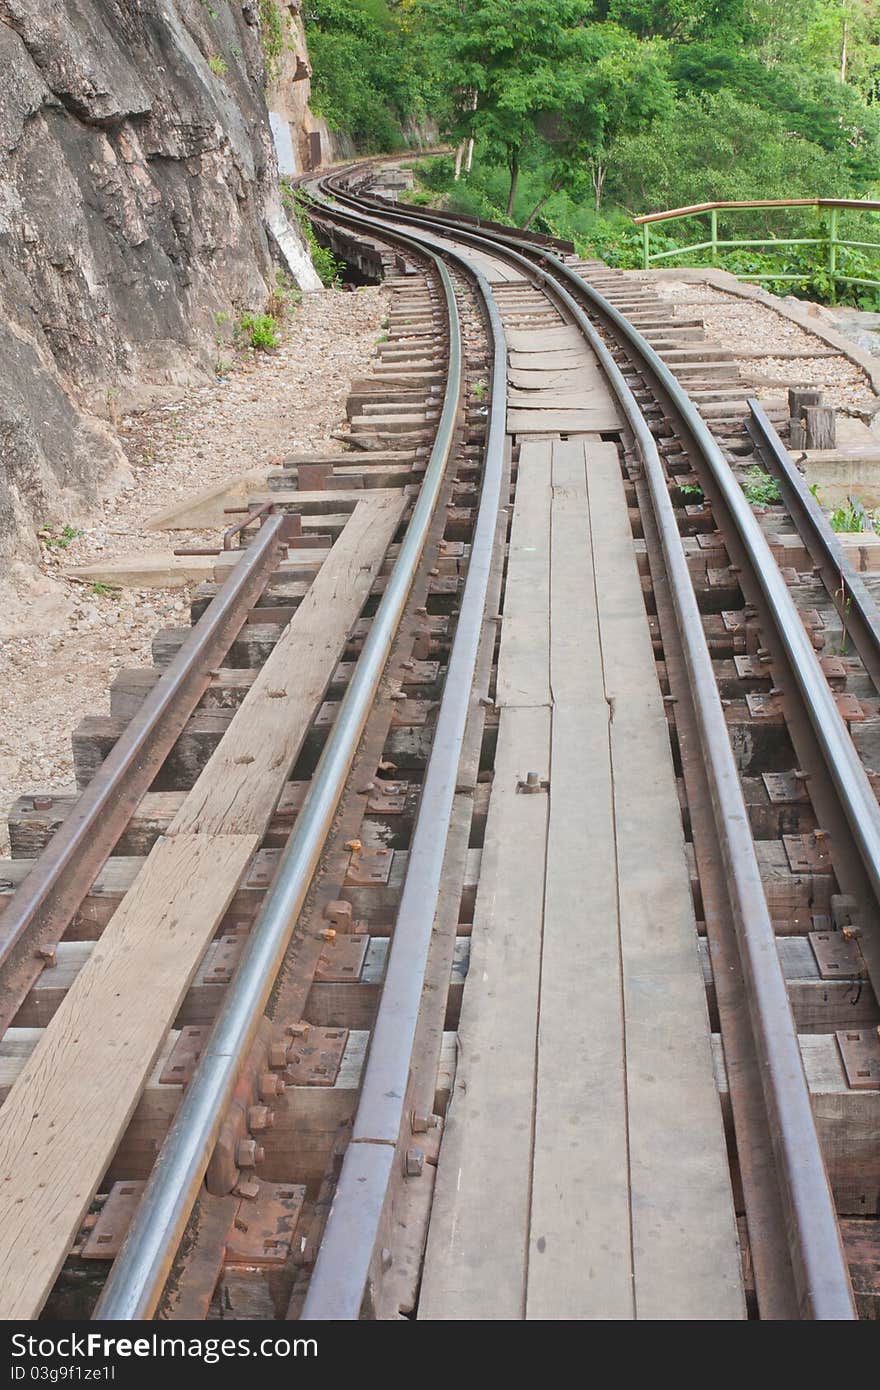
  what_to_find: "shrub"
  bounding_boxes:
[235,312,281,350]
[258,0,286,83]
[741,468,782,506]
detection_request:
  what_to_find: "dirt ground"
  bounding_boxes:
[0,284,387,853]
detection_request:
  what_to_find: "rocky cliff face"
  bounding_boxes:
[0,0,319,563]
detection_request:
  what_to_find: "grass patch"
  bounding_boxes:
[830,496,874,532]
[267,269,302,321]
[741,468,781,506]
[39,524,80,551]
[235,311,281,351]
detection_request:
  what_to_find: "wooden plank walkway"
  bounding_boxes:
[505,327,622,434]
[420,437,744,1320]
[0,493,405,1320]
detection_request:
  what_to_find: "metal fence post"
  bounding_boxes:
[643,221,650,271]
[710,208,718,264]
[828,206,838,276]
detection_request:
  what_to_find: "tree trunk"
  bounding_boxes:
[463,90,477,175]
[523,179,562,231]
[592,162,606,213]
[454,141,464,181]
[841,16,848,82]
[506,151,519,218]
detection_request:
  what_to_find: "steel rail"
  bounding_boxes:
[747,398,880,693]
[359,192,880,923]
[552,255,880,921]
[323,181,856,1317]
[0,515,286,1038]
[302,201,508,1320]
[95,226,462,1321]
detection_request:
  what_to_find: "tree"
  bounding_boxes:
[594,0,753,41]
[532,24,674,215]
[415,0,593,213]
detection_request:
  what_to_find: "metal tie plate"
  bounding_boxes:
[224,1181,306,1267]
[836,1029,880,1090]
[762,771,809,804]
[808,930,866,981]
[81,1182,146,1260]
[286,1027,348,1086]
[344,847,393,886]
[159,1025,209,1087]
[315,934,369,983]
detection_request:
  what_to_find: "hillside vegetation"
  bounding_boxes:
[306,0,880,303]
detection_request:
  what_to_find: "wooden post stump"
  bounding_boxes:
[803,405,836,451]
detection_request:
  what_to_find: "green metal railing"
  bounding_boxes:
[634,198,880,292]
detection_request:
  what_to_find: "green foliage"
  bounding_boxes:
[830,495,874,531]
[283,184,345,286]
[208,54,228,76]
[306,0,438,150]
[39,524,80,551]
[235,312,281,350]
[267,269,303,319]
[258,0,286,82]
[311,1,880,309]
[741,468,782,506]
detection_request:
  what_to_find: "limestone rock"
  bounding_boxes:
[0,0,318,558]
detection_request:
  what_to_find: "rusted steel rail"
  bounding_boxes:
[0,515,286,1036]
[304,165,868,1319]
[302,185,508,1319]
[3,158,878,1323]
[747,399,880,694]
[95,214,466,1321]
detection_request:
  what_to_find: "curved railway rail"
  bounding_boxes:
[0,157,877,1322]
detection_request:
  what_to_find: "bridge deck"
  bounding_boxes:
[419,267,745,1318]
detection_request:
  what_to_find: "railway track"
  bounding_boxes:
[0,157,877,1322]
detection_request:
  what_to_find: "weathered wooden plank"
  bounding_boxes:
[508,406,622,434]
[495,440,552,709]
[587,442,744,1319]
[505,326,584,353]
[174,494,405,836]
[0,496,405,1319]
[508,386,605,408]
[420,436,553,1320]
[508,348,592,371]
[0,833,257,1319]
[419,705,551,1320]
[526,438,633,1319]
[508,367,586,391]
